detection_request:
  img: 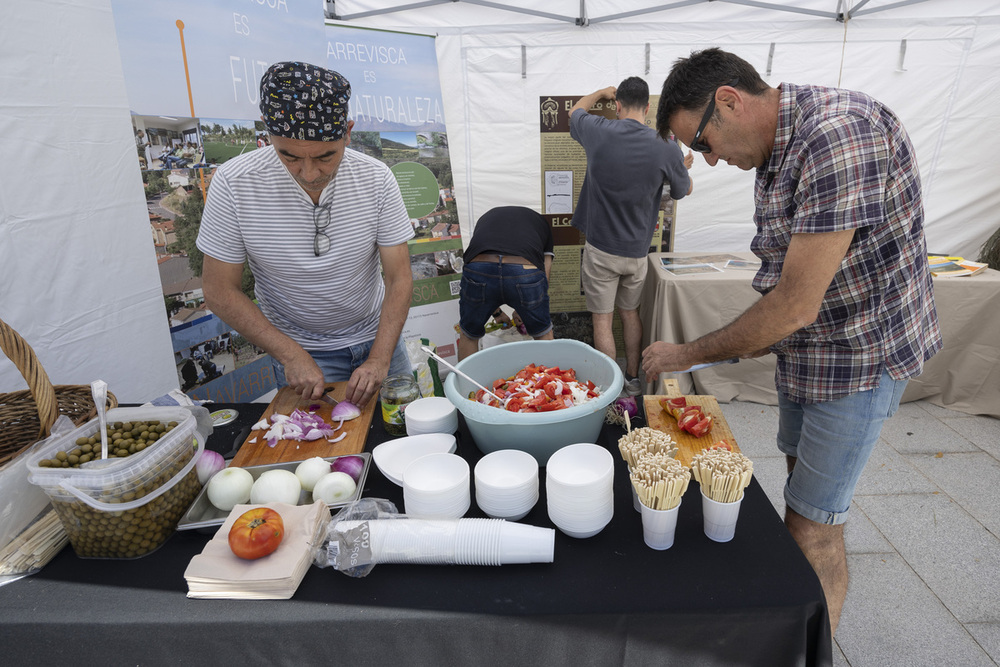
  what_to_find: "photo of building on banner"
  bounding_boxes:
[327,24,463,372]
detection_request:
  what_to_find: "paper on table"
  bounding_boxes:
[184,500,328,600]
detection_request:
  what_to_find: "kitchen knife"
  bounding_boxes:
[316,392,339,407]
[673,358,739,373]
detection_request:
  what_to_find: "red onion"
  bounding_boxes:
[614,396,639,418]
[263,409,337,447]
[605,395,640,427]
[331,454,365,482]
[195,449,226,485]
[331,400,362,421]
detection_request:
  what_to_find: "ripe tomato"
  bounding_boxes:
[677,409,702,431]
[660,397,687,413]
[228,507,285,560]
[685,414,714,438]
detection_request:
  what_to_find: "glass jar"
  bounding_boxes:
[380,374,421,436]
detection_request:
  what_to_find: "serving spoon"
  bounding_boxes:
[90,379,109,459]
[420,346,504,404]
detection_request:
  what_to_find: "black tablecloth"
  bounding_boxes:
[0,401,832,666]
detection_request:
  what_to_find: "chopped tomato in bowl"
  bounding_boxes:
[471,363,601,413]
[442,339,624,464]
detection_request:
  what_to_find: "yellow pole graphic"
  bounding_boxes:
[175,19,207,199]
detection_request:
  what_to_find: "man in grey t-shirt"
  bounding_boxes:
[570,77,693,396]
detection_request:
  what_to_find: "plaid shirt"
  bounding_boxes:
[752,83,942,403]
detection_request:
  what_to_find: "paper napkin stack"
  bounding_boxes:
[184,500,328,599]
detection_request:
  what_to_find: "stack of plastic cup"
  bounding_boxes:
[402,453,470,518]
[333,519,555,565]
[404,397,459,435]
[545,443,615,538]
[474,449,540,521]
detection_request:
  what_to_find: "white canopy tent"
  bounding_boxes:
[327,0,1000,257]
[1,0,998,402]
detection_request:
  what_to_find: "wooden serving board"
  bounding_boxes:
[642,379,740,468]
[229,383,377,468]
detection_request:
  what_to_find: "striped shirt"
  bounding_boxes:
[197,146,414,350]
[753,83,941,403]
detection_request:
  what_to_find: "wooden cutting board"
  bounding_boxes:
[229,383,377,468]
[642,380,740,467]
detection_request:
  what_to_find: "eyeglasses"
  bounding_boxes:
[313,205,331,257]
[689,80,738,154]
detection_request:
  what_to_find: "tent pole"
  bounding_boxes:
[852,0,937,19]
[589,0,702,25]
[715,0,837,19]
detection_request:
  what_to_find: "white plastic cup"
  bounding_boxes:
[454,518,503,565]
[701,490,744,543]
[639,498,682,550]
[498,521,555,563]
[631,484,641,512]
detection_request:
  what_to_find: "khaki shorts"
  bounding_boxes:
[580,242,647,313]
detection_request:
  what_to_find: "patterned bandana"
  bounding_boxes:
[259,62,351,141]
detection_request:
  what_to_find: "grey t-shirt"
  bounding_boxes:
[570,109,690,258]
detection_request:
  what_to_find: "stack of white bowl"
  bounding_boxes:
[545,443,615,538]
[402,452,470,518]
[474,449,539,521]
[405,397,459,436]
[372,433,457,486]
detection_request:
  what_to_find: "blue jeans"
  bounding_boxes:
[777,369,907,525]
[271,338,411,386]
[459,261,552,339]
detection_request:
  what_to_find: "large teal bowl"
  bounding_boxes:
[443,339,623,465]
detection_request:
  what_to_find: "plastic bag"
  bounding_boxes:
[406,337,445,398]
[313,497,400,577]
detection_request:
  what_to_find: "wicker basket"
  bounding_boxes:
[0,317,118,469]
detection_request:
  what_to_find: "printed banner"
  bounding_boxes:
[110,6,462,399]
[112,0,328,402]
[110,0,326,120]
[327,24,462,367]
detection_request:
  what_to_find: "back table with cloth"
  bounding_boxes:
[642,252,1000,418]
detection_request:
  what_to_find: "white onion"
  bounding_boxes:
[250,469,302,505]
[294,456,333,492]
[312,471,357,504]
[206,467,254,511]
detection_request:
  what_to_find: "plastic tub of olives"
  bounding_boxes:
[26,406,207,559]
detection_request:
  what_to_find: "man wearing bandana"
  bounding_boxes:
[197,62,414,408]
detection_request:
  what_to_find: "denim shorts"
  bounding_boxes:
[459,261,552,339]
[777,369,907,525]
[271,338,412,386]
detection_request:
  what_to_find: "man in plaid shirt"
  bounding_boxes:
[644,48,941,636]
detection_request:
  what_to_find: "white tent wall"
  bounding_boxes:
[2,1,998,404]
[330,1,1000,259]
[0,0,178,403]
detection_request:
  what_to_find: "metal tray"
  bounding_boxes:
[176,452,371,531]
